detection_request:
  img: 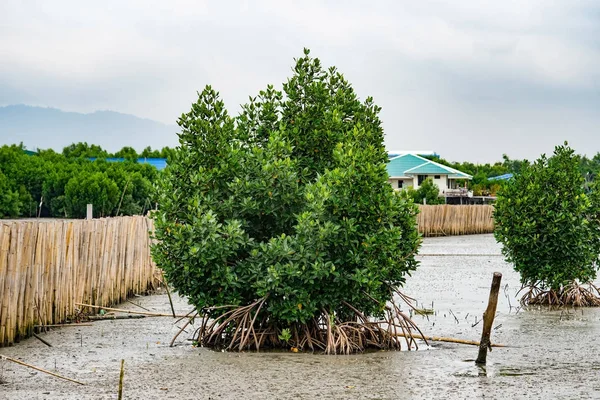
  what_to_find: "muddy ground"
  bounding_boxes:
[2,234,600,399]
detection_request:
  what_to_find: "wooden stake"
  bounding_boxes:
[118,359,125,400]
[476,272,502,364]
[0,354,85,385]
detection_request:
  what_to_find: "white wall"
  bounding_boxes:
[388,178,413,190]
[412,175,448,191]
[433,175,448,192]
[390,176,454,191]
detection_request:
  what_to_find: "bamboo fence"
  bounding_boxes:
[0,216,158,347]
[0,206,493,346]
[417,205,495,236]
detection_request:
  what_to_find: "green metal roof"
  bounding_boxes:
[386,154,429,177]
[404,162,451,175]
[386,153,471,179]
[448,172,472,179]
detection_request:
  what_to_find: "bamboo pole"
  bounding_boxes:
[0,354,85,385]
[6,223,19,344]
[32,333,53,347]
[395,333,506,348]
[15,222,26,340]
[0,224,11,345]
[74,303,190,318]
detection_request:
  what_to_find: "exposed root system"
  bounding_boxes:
[191,290,426,354]
[520,282,600,307]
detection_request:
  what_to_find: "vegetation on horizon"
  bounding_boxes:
[2,133,600,219]
[0,143,167,218]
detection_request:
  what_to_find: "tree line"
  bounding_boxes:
[2,140,600,219]
[61,142,176,160]
[0,143,172,218]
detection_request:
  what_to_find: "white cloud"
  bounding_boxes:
[0,0,599,161]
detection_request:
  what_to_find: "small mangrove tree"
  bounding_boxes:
[494,143,600,306]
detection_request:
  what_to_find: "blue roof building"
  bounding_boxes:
[386,153,472,193]
[89,157,168,170]
[488,173,513,181]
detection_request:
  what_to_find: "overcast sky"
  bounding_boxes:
[1,1,599,163]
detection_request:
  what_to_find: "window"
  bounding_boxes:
[397,180,403,189]
[418,175,427,185]
[434,175,441,179]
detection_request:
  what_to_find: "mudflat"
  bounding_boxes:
[1,234,600,399]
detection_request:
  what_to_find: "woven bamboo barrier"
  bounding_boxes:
[417,205,495,236]
[0,216,158,347]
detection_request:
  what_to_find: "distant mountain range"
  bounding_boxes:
[0,105,179,152]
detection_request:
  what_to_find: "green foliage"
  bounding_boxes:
[410,179,445,205]
[401,179,445,205]
[64,172,120,218]
[0,170,20,218]
[278,328,292,343]
[494,143,600,291]
[152,49,421,328]
[140,146,160,158]
[113,146,138,160]
[138,146,176,160]
[501,154,529,175]
[62,142,109,159]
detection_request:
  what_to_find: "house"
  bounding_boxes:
[386,153,472,195]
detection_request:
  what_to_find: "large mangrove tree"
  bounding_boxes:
[152,50,423,354]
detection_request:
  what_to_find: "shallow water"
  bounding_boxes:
[2,234,600,399]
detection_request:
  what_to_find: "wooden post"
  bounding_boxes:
[37,196,43,218]
[476,272,502,364]
[86,204,93,220]
[118,359,125,400]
